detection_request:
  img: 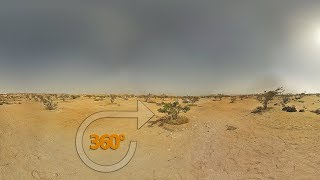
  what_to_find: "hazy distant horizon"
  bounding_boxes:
[1,0,320,95]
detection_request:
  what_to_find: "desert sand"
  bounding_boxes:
[1,94,320,179]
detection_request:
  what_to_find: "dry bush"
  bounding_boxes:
[143,93,153,103]
[43,98,58,110]
[230,97,236,103]
[0,95,8,105]
[294,93,306,100]
[71,95,80,99]
[182,98,190,104]
[158,94,168,101]
[251,106,264,114]
[239,95,247,100]
[109,94,117,103]
[226,125,237,131]
[281,95,291,105]
[311,109,320,115]
[282,105,297,112]
[59,94,71,102]
[189,96,200,105]
[0,100,8,105]
[213,94,224,101]
[93,95,106,101]
[85,94,93,98]
[120,94,130,100]
[182,96,200,105]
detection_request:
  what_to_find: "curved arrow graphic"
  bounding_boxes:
[75,100,155,172]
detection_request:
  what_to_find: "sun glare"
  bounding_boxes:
[314,27,320,45]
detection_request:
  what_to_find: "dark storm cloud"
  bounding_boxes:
[1,0,320,94]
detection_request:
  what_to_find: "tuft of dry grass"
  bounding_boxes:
[311,109,320,115]
[251,106,264,114]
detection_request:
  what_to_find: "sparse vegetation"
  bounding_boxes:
[43,98,58,110]
[257,87,284,110]
[230,97,236,103]
[251,106,264,114]
[226,125,237,131]
[158,101,190,122]
[239,95,247,100]
[71,95,80,99]
[282,106,297,112]
[59,94,71,102]
[182,98,190,104]
[109,94,117,104]
[311,109,320,115]
[165,116,189,125]
[121,94,130,100]
[160,94,167,101]
[213,94,224,101]
[190,96,200,105]
[281,95,291,105]
[294,93,306,100]
[143,93,153,103]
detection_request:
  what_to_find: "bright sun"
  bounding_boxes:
[315,28,320,45]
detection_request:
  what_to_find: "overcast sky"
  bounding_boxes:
[0,0,320,95]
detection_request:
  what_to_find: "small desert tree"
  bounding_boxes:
[144,93,153,103]
[110,94,117,103]
[158,101,190,120]
[281,95,291,106]
[189,96,200,105]
[258,87,284,110]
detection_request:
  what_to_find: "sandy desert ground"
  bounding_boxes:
[1,94,320,179]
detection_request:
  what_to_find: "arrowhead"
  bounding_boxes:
[137,101,155,129]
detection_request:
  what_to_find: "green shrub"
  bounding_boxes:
[158,101,190,120]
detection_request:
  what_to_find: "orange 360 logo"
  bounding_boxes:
[90,134,125,150]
